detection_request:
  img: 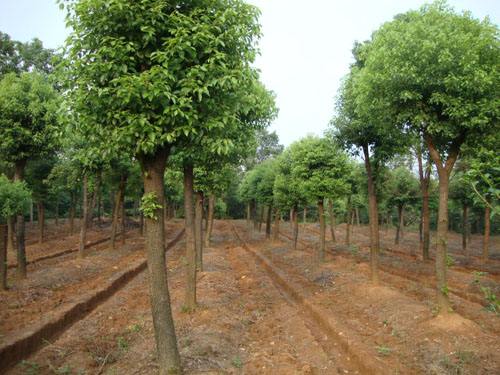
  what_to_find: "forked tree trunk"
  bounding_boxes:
[265,204,272,239]
[318,199,326,262]
[425,132,462,313]
[78,175,89,258]
[139,149,181,374]
[363,144,380,284]
[462,204,468,256]
[483,204,490,261]
[273,207,280,242]
[328,200,336,243]
[204,194,215,247]
[292,205,299,250]
[184,164,197,310]
[38,202,45,245]
[14,161,27,279]
[194,191,203,271]
[0,224,7,290]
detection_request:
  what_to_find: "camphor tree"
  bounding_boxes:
[331,42,406,283]
[62,0,271,371]
[0,72,59,279]
[0,175,31,290]
[356,1,499,311]
[288,136,350,261]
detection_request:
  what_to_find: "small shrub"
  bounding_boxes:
[231,356,243,368]
[446,254,455,268]
[480,286,499,314]
[117,336,129,352]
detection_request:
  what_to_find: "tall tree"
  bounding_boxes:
[357,2,499,311]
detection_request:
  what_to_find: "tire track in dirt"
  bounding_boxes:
[230,223,404,375]
[0,229,185,372]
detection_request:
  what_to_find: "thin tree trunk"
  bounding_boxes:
[273,207,280,241]
[303,207,307,223]
[259,205,264,232]
[78,175,88,258]
[462,204,468,256]
[0,224,7,290]
[292,205,299,250]
[204,194,215,247]
[14,161,27,279]
[88,172,101,229]
[184,164,196,310]
[395,205,403,245]
[55,199,59,226]
[139,213,144,236]
[483,204,490,261]
[30,201,33,226]
[417,143,431,261]
[346,210,351,246]
[69,192,75,235]
[194,191,203,272]
[7,217,15,268]
[318,199,326,262]
[121,192,126,245]
[38,202,45,245]
[97,186,102,226]
[355,207,360,226]
[425,132,462,312]
[139,149,181,374]
[246,202,251,228]
[363,144,379,284]
[265,204,272,239]
[328,199,336,243]
[251,200,258,231]
[111,188,121,249]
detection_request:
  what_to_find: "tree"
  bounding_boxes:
[289,136,350,262]
[63,0,269,371]
[0,72,59,278]
[357,2,499,311]
[244,128,284,169]
[0,175,31,290]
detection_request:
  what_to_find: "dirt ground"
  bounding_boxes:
[2,219,499,374]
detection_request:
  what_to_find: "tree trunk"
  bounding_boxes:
[395,205,403,245]
[97,186,102,226]
[88,172,101,229]
[483,204,490,261]
[273,207,280,242]
[38,202,45,245]
[14,161,27,279]
[204,194,215,247]
[355,207,360,226]
[425,132,462,312]
[30,201,33,226]
[345,210,351,246]
[121,192,126,245]
[318,199,325,262]
[194,191,203,272]
[139,213,144,236]
[363,144,380,284]
[292,205,299,250]
[78,175,88,258]
[265,204,272,239]
[55,199,59,226]
[111,189,121,249]
[417,143,432,261]
[259,205,264,232]
[7,217,15,268]
[462,204,468,256]
[139,149,181,374]
[328,199,336,243]
[69,192,75,235]
[0,224,7,290]
[246,202,251,228]
[303,207,307,223]
[183,164,197,310]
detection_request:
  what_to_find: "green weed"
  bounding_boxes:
[376,345,392,356]
[231,356,243,368]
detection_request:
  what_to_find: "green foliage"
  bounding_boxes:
[386,167,419,209]
[0,174,31,218]
[140,192,163,220]
[0,72,60,164]
[480,286,499,314]
[376,345,392,356]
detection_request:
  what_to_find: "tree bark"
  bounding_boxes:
[139,149,181,374]
[292,205,299,250]
[183,164,197,310]
[318,199,326,262]
[355,207,360,226]
[462,204,468,256]
[273,207,280,241]
[327,200,336,243]
[78,175,88,258]
[265,204,272,239]
[194,191,203,272]
[204,194,215,247]
[303,207,307,223]
[259,205,264,232]
[110,189,120,249]
[483,204,490,261]
[395,204,403,245]
[0,224,7,290]
[88,172,101,229]
[417,143,432,261]
[425,132,462,312]
[29,201,33,226]
[363,144,379,284]
[38,202,45,245]
[14,160,27,279]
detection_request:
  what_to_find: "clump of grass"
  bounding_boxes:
[480,286,499,314]
[376,345,392,356]
[231,356,243,368]
[20,360,40,375]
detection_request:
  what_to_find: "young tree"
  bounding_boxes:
[357,2,499,310]
[289,136,350,262]
[0,72,59,278]
[63,0,270,371]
